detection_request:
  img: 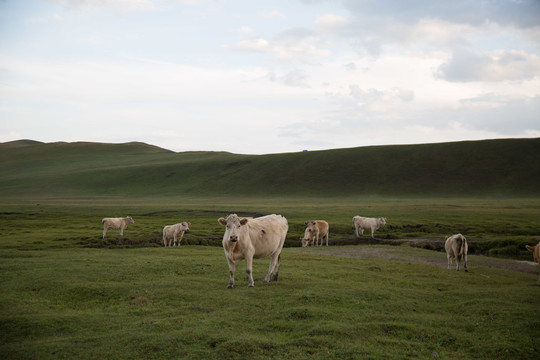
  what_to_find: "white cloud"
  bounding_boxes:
[437,49,540,82]
[261,10,285,19]
[49,0,156,11]
[228,28,332,62]
[315,14,350,30]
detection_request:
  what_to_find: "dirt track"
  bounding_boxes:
[290,245,540,275]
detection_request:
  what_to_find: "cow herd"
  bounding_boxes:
[101,214,540,288]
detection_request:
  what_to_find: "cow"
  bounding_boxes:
[445,233,468,272]
[353,216,387,238]
[101,216,134,239]
[218,213,288,288]
[302,220,329,247]
[162,222,190,247]
[525,242,540,264]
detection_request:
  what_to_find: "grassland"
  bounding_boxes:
[1,197,539,359]
[1,139,539,358]
[1,138,539,198]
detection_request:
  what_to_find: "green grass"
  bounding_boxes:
[1,136,540,358]
[1,246,538,359]
[0,197,539,359]
[1,138,539,197]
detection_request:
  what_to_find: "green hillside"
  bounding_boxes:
[1,138,539,198]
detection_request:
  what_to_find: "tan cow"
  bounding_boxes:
[302,220,329,247]
[525,242,540,264]
[102,216,134,239]
[162,222,190,247]
[218,214,288,288]
[445,233,468,272]
[353,216,387,238]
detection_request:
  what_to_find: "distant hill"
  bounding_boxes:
[0,138,539,198]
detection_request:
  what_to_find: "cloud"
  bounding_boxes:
[48,0,156,11]
[315,14,350,30]
[261,10,285,19]
[342,0,540,28]
[228,27,331,62]
[267,69,310,88]
[436,49,540,82]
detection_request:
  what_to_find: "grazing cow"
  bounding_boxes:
[525,242,540,264]
[102,216,134,239]
[218,214,288,288]
[445,233,468,272]
[162,222,190,247]
[353,216,387,238]
[302,220,329,247]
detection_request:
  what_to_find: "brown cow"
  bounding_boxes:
[525,242,540,264]
[302,220,329,247]
[445,233,468,272]
[218,214,288,288]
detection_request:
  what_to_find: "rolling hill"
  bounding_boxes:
[0,138,539,198]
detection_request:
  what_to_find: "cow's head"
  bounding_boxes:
[218,214,248,242]
[181,222,191,231]
[126,216,134,224]
[379,218,387,226]
[301,221,316,246]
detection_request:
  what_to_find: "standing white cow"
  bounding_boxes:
[218,214,288,288]
[162,222,190,247]
[302,220,329,247]
[353,216,387,238]
[102,216,134,239]
[445,233,468,272]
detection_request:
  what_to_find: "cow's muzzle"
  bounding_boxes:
[230,235,238,242]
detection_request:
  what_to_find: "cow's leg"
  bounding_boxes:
[119,227,124,236]
[173,235,177,247]
[463,253,468,272]
[102,226,107,239]
[324,234,328,246]
[245,254,255,287]
[264,252,281,282]
[447,254,452,269]
[371,226,375,238]
[227,258,236,289]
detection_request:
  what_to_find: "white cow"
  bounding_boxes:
[102,216,134,239]
[218,214,288,288]
[162,222,190,247]
[525,242,540,264]
[445,233,468,272]
[302,220,329,247]
[353,216,387,238]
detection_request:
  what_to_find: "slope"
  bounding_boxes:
[0,138,539,198]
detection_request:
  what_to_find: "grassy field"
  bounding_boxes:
[1,138,539,198]
[1,197,539,359]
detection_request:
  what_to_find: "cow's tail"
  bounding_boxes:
[459,235,467,255]
[526,245,534,252]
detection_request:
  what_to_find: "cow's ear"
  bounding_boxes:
[240,218,249,226]
[304,221,308,225]
[188,222,191,225]
[218,218,227,226]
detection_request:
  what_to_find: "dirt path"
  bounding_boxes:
[289,245,540,275]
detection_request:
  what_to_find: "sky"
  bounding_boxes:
[1,0,539,154]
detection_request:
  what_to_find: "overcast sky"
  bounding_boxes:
[1,0,539,154]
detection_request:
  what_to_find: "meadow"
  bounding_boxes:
[1,196,539,359]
